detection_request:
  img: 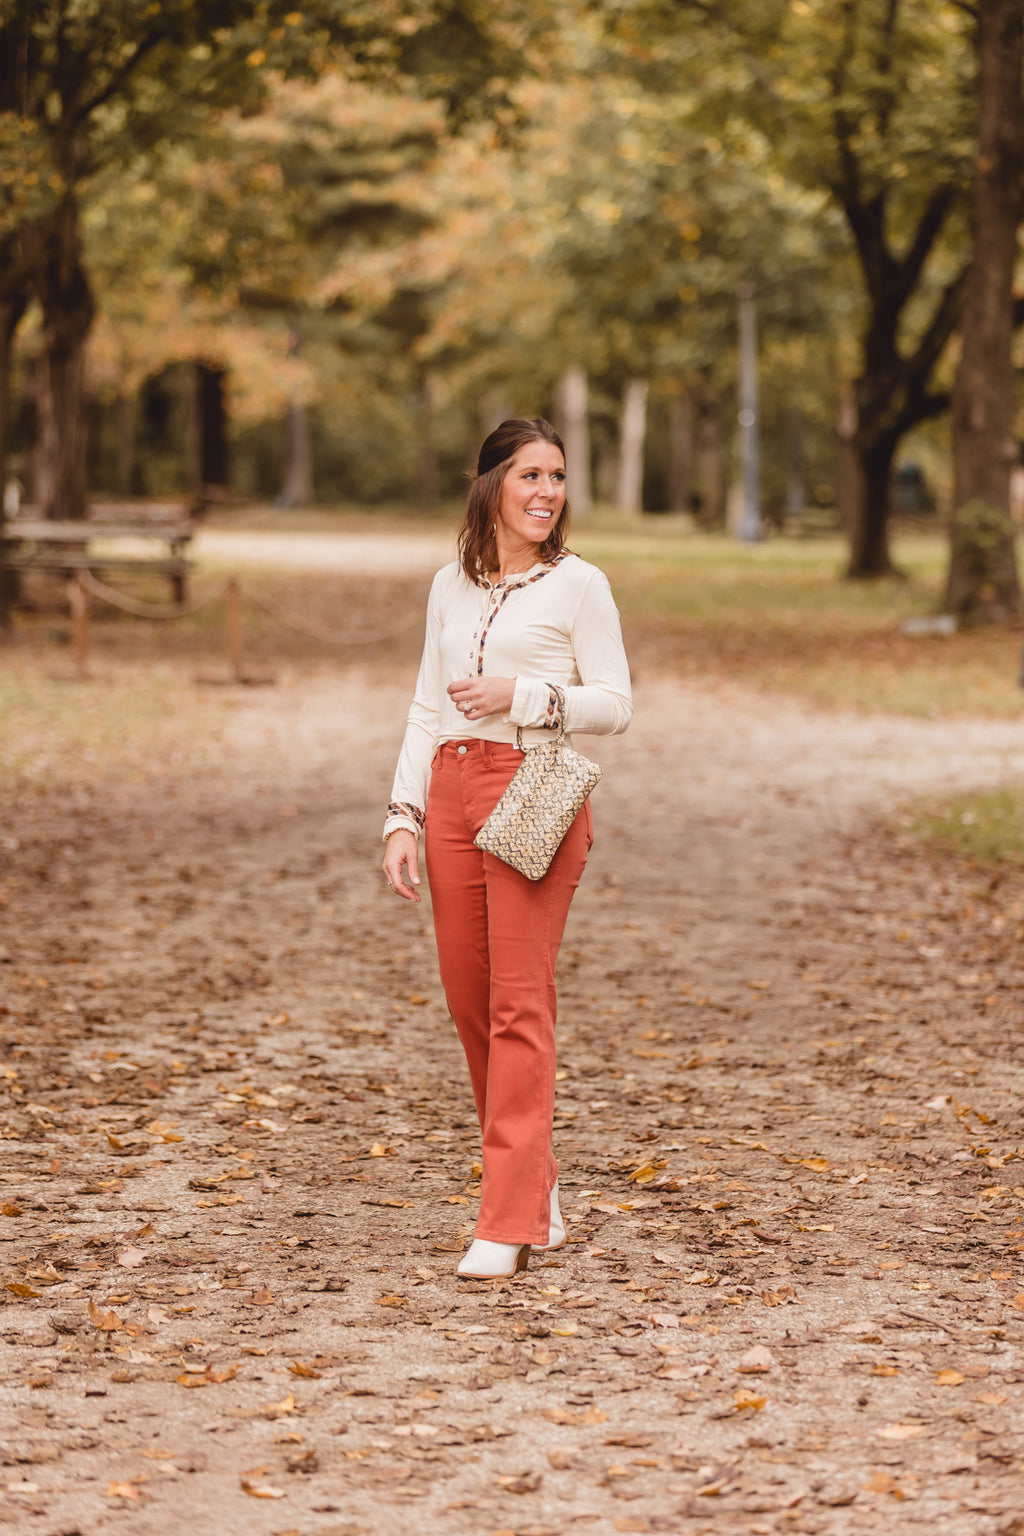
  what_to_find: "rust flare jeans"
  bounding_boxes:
[425,739,592,1245]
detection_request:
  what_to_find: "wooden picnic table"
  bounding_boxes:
[0,505,195,622]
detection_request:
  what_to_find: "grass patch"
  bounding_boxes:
[913,787,1024,868]
[571,527,1024,718]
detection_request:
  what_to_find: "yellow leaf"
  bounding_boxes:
[206,1365,239,1384]
[1,1202,24,1217]
[262,1393,296,1417]
[552,1323,578,1337]
[88,1300,123,1331]
[872,1365,900,1377]
[733,1389,767,1412]
[241,1479,285,1499]
[107,1481,143,1501]
[176,1374,209,1389]
[936,1370,965,1386]
[5,1282,41,1299]
[877,1424,924,1440]
[288,1361,322,1379]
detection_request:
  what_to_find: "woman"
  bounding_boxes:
[382,417,631,1279]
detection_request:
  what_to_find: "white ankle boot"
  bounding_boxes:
[538,1180,565,1252]
[456,1240,531,1280]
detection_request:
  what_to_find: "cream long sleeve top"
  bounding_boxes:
[384,551,632,840]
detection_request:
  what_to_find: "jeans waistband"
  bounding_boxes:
[434,738,524,767]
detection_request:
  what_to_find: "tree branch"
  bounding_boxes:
[71,29,165,131]
[891,182,958,308]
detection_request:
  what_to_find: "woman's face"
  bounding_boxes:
[495,440,566,551]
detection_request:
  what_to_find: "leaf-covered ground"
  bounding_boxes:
[2,559,1024,1536]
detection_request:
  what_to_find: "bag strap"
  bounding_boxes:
[515,684,567,752]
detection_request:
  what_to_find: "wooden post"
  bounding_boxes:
[225,576,243,681]
[68,572,89,677]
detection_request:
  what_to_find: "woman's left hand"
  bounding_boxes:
[447,676,515,721]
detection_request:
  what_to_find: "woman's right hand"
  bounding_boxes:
[382,829,422,902]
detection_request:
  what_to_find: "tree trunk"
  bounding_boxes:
[196,363,229,493]
[0,293,28,506]
[278,397,312,509]
[667,380,693,514]
[277,327,311,510]
[835,380,861,534]
[115,392,138,496]
[616,377,648,516]
[696,369,724,527]
[556,364,592,516]
[415,363,439,512]
[944,0,1023,623]
[786,406,805,523]
[847,436,900,578]
[33,197,95,520]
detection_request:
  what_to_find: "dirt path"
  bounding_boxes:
[2,577,1024,1536]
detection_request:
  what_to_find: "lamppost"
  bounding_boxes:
[737,283,762,543]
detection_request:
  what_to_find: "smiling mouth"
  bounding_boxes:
[526,508,553,520]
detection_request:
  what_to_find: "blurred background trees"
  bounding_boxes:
[0,0,1020,615]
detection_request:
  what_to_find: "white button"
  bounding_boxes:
[457,745,468,755]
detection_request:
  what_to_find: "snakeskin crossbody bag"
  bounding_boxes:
[474,687,602,880]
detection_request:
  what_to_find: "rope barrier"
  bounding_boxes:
[244,586,422,648]
[67,569,423,677]
[80,570,231,619]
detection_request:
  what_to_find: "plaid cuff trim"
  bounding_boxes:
[387,801,425,831]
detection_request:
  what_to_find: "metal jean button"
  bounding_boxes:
[457,744,468,755]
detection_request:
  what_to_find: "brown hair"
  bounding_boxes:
[457,417,570,582]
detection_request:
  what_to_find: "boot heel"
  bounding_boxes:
[515,1244,531,1274]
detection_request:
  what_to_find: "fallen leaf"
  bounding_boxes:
[736,1346,773,1374]
[88,1299,124,1332]
[935,1370,965,1387]
[974,1391,1007,1405]
[246,1287,274,1306]
[288,1361,322,1379]
[761,1286,799,1307]
[117,1247,147,1268]
[241,1479,286,1499]
[1,1202,24,1217]
[733,1389,767,1412]
[547,1447,578,1470]
[5,1282,41,1299]
[872,1365,900,1377]
[876,1424,924,1440]
[107,1481,143,1501]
